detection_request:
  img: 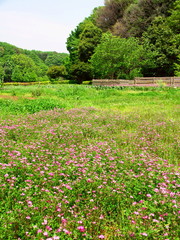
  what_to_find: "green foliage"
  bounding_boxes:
[0,42,69,82]
[0,42,23,55]
[23,70,38,82]
[167,0,180,34]
[3,59,13,82]
[78,22,102,62]
[0,64,5,88]
[10,54,39,82]
[66,13,102,81]
[0,46,4,57]
[142,16,180,76]
[66,20,89,65]
[90,33,157,79]
[45,52,69,66]
[70,62,92,83]
[11,54,36,70]
[123,0,175,37]
[47,65,67,79]
[11,66,24,82]
[96,0,175,37]
[65,0,179,80]
[31,88,43,97]
[174,55,180,76]
[24,50,48,76]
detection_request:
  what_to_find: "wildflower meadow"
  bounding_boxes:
[0,85,180,239]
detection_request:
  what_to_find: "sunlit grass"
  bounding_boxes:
[0,85,179,117]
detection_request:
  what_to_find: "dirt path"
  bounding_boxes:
[0,95,36,100]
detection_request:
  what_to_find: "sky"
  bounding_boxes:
[0,0,104,53]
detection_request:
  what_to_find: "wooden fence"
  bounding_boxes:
[134,77,180,86]
[92,77,180,86]
[92,79,130,86]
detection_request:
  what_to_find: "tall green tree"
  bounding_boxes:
[90,33,157,79]
[78,22,102,62]
[66,20,88,65]
[66,11,102,82]
[142,16,180,76]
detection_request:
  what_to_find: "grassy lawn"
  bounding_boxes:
[0,85,179,239]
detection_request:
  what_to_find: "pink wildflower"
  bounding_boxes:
[99,235,105,239]
[146,194,152,198]
[130,233,135,237]
[46,226,52,231]
[77,226,85,232]
[63,229,72,235]
[43,232,48,236]
[61,218,67,225]
[77,221,83,224]
[99,214,104,219]
[141,232,148,236]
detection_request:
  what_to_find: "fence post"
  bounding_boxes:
[134,78,137,85]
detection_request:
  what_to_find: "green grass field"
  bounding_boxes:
[0,85,180,239]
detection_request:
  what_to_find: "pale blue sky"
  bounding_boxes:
[0,0,104,52]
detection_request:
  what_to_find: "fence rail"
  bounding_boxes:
[92,79,130,86]
[92,77,180,86]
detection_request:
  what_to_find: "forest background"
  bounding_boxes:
[0,0,180,84]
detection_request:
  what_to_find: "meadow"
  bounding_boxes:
[0,85,180,240]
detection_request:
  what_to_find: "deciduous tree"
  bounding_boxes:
[142,16,180,76]
[90,33,157,79]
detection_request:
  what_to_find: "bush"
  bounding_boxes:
[31,88,43,97]
[4,81,50,86]
[69,62,92,84]
[47,65,68,79]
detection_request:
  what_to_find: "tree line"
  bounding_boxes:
[0,0,179,84]
[0,42,69,83]
[66,0,180,83]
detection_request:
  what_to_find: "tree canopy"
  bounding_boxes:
[0,42,68,82]
[90,33,157,79]
[65,0,179,82]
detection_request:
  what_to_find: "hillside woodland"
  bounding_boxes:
[0,0,180,83]
[0,42,69,83]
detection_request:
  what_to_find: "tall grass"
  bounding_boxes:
[0,85,179,239]
[0,85,179,117]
